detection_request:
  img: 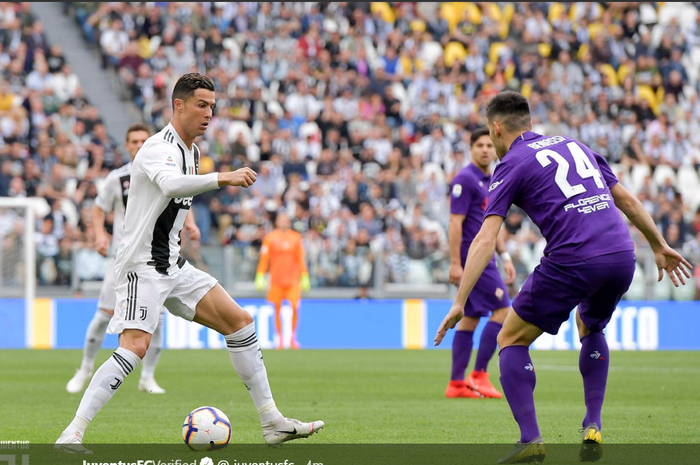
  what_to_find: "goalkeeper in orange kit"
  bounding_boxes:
[256,211,310,349]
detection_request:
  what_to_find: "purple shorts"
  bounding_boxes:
[513,250,636,335]
[463,259,511,318]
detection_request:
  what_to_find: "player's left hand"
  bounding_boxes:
[185,222,201,241]
[300,273,311,293]
[434,302,464,346]
[655,245,693,287]
[503,259,516,285]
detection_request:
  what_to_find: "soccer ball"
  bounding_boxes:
[182,406,232,451]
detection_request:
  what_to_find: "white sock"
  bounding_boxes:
[225,323,282,423]
[70,347,141,434]
[80,310,112,373]
[140,311,164,381]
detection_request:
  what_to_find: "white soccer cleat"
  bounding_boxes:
[66,369,92,394]
[138,377,166,394]
[54,430,93,454]
[262,417,324,445]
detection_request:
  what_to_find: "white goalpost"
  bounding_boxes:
[0,197,48,347]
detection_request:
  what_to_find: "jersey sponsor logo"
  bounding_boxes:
[174,196,193,207]
[452,184,463,198]
[527,135,566,150]
[139,306,148,321]
[564,194,612,214]
[489,180,504,192]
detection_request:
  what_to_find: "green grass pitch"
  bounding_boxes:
[1,349,698,444]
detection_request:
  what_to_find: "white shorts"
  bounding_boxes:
[97,258,117,310]
[107,259,218,335]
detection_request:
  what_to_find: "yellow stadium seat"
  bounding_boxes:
[521,82,532,99]
[548,3,565,23]
[577,43,589,61]
[441,2,466,32]
[538,42,551,58]
[410,20,426,33]
[637,85,659,114]
[371,2,395,24]
[617,63,631,83]
[588,23,604,40]
[599,63,619,87]
[489,42,506,64]
[465,2,482,24]
[656,86,665,105]
[485,61,496,77]
[444,41,467,67]
[504,63,515,82]
[500,4,514,39]
[487,3,503,23]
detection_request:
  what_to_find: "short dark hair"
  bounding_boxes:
[470,127,490,145]
[171,73,215,109]
[485,91,531,132]
[125,123,150,141]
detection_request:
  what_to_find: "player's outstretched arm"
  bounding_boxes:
[610,183,692,286]
[435,215,504,346]
[217,167,257,188]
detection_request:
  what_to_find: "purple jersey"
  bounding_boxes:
[484,131,634,262]
[450,163,495,263]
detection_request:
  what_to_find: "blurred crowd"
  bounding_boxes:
[2,2,700,298]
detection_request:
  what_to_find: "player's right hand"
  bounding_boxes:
[655,245,693,287]
[95,232,110,257]
[448,263,463,286]
[434,302,464,346]
[225,167,257,188]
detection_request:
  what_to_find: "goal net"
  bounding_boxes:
[0,197,48,337]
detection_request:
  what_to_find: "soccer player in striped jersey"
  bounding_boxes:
[55,73,323,453]
[65,123,198,396]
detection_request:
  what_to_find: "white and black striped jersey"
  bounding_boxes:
[113,123,219,277]
[95,162,131,253]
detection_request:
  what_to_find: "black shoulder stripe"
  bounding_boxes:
[177,144,186,175]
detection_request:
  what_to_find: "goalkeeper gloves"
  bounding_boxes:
[255,273,267,293]
[300,273,311,293]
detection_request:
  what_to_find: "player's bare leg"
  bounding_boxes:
[467,307,509,398]
[290,299,300,349]
[496,310,545,463]
[446,316,481,398]
[272,302,284,349]
[576,311,605,462]
[194,284,324,444]
[56,329,149,454]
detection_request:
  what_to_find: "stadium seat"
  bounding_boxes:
[630,163,651,194]
[676,166,700,202]
[444,42,467,67]
[548,3,566,24]
[652,164,676,188]
[370,2,395,24]
[623,264,647,300]
[672,278,696,301]
[652,274,673,300]
[407,259,432,284]
[488,42,506,65]
[637,85,659,114]
[599,63,619,87]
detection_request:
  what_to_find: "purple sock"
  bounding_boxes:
[499,345,540,443]
[579,332,609,430]
[450,330,473,381]
[474,321,502,372]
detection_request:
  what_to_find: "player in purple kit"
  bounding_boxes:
[446,128,516,399]
[435,92,691,463]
